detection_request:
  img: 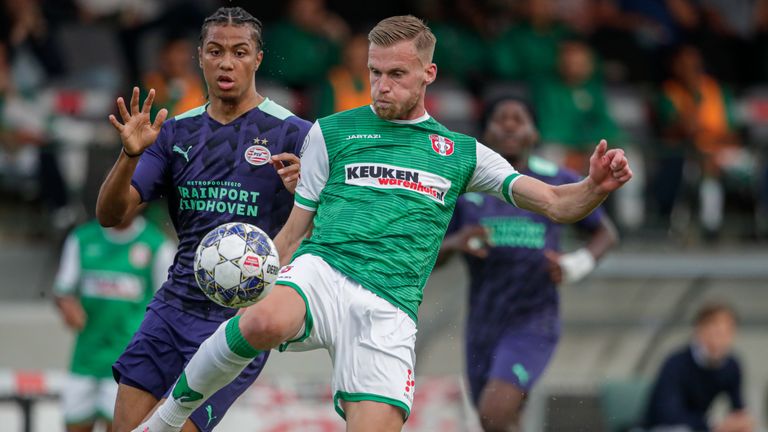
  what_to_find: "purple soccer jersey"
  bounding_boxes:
[131,99,311,321]
[448,156,604,399]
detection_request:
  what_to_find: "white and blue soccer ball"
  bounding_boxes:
[194,222,280,308]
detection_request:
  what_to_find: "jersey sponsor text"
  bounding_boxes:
[344,163,451,204]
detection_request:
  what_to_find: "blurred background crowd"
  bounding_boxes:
[1,0,768,243]
[2,1,768,431]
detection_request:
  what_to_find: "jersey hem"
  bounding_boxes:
[293,250,420,323]
[333,391,410,421]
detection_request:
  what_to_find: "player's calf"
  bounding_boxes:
[132,285,305,432]
[112,384,161,432]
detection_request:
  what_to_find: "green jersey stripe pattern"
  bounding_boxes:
[295,107,479,322]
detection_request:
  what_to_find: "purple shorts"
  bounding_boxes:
[113,300,269,431]
[466,315,559,404]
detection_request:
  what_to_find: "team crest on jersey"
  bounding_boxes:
[244,145,271,166]
[129,243,151,268]
[429,134,454,156]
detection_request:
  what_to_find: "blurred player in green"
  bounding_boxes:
[54,207,175,432]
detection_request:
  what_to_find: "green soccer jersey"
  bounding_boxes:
[54,218,175,377]
[293,106,523,322]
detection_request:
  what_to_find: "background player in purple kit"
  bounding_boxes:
[439,97,619,432]
[95,7,311,432]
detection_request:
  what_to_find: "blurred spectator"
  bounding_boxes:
[142,33,206,118]
[75,0,207,86]
[0,0,67,79]
[532,39,622,174]
[655,45,749,238]
[587,0,664,82]
[314,33,370,117]
[753,0,768,82]
[644,302,754,432]
[53,208,174,432]
[0,41,75,230]
[490,0,573,81]
[423,0,495,87]
[695,0,762,84]
[617,0,700,47]
[261,0,348,88]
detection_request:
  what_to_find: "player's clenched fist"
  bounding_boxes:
[587,139,633,194]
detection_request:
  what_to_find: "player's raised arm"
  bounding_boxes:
[96,87,167,227]
[512,140,632,223]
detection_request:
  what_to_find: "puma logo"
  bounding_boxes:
[172,372,203,404]
[173,144,192,162]
[205,405,217,427]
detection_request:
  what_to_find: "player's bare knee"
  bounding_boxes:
[239,307,293,349]
[478,394,524,431]
[345,400,405,432]
[479,410,520,432]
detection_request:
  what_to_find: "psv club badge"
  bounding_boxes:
[430,134,454,156]
[244,145,271,166]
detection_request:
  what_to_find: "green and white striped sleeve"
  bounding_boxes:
[294,121,329,211]
[466,141,524,207]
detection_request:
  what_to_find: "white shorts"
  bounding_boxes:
[61,373,118,424]
[276,254,418,420]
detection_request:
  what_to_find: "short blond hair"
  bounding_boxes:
[368,15,436,64]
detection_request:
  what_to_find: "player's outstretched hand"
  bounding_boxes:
[543,250,563,284]
[108,86,168,158]
[587,139,632,194]
[270,152,301,194]
[444,225,491,259]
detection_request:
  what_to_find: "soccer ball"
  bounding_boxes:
[194,222,280,308]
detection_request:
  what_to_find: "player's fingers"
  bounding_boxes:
[271,159,285,170]
[272,152,301,164]
[593,139,607,159]
[610,155,627,171]
[129,86,140,115]
[142,88,155,114]
[617,170,633,183]
[152,108,168,131]
[543,249,560,264]
[116,97,130,123]
[108,114,124,132]
[278,164,300,175]
[474,225,491,242]
[607,149,626,169]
